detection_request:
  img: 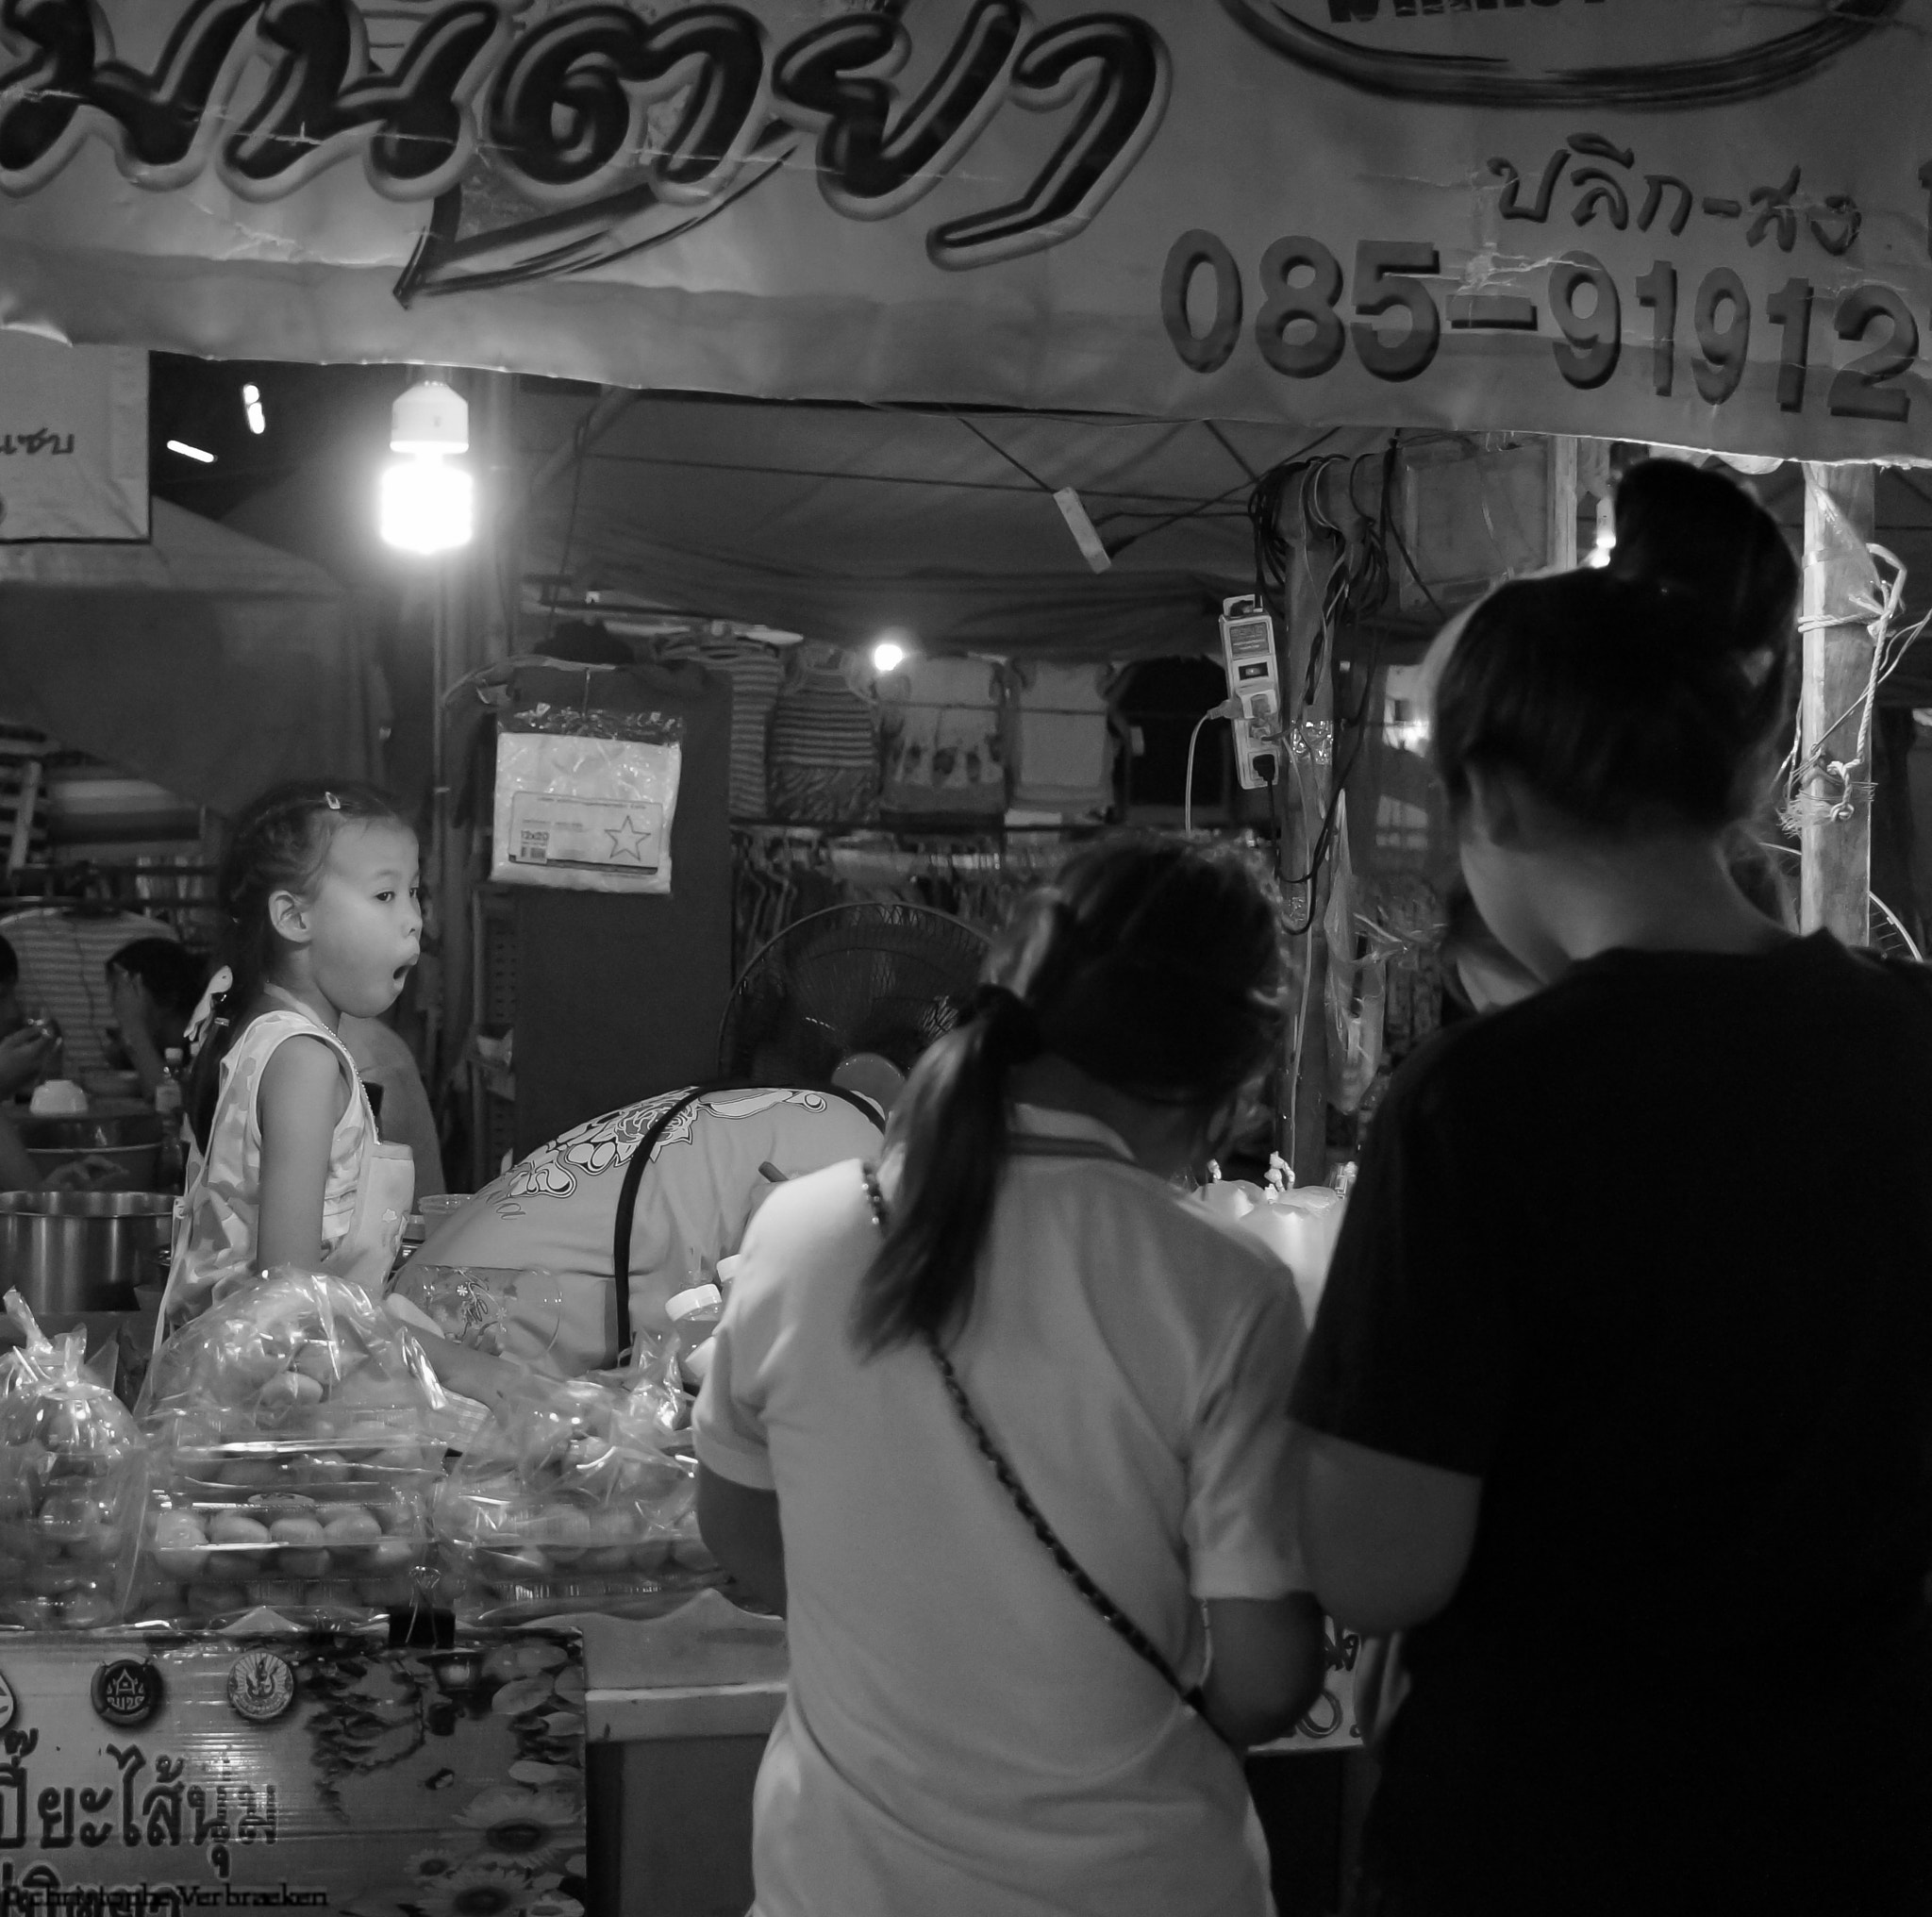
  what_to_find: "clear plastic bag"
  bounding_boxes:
[133,1267,457,1627]
[491,703,685,895]
[0,1291,146,1629]
[435,1375,718,1625]
[390,1263,571,1375]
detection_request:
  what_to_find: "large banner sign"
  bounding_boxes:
[0,0,1926,456]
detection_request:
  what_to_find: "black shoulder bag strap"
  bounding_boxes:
[859,1159,1209,1719]
[608,1082,887,1361]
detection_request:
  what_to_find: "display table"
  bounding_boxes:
[575,1595,1365,1917]
[577,1597,783,1917]
[0,1601,1356,1917]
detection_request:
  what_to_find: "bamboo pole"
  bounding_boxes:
[1545,435,1579,572]
[1798,463,1878,943]
[1279,478,1334,1186]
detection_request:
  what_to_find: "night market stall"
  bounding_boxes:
[0,3,1928,1914]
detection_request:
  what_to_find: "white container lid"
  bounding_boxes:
[666,1283,724,1324]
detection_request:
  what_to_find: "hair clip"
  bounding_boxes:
[324,791,341,810]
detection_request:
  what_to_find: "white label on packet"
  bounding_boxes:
[508,792,666,872]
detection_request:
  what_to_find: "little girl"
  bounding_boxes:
[165,783,423,1329]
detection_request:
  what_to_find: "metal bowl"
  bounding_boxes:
[19,1105,163,1192]
[24,1142,162,1191]
[0,1191,175,1313]
[18,1105,162,1153]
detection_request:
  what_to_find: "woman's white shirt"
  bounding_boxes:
[693,1105,1310,1917]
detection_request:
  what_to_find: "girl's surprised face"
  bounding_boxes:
[307,821,423,1018]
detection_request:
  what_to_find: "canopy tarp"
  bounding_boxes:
[519,392,1386,659]
[1,4,1927,459]
[0,500,382,813]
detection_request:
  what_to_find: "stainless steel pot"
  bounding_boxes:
[0,1192,174,1313]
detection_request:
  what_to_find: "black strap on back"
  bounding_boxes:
[858,1157,1209,1722]
[608,1080,885,1361]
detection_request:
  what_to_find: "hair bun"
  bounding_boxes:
[1607,458,1799,658]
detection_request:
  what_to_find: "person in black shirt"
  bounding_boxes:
[1291,459,1932,1916]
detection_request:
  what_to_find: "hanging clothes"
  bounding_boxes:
[1009,663,1116,819]
[646,631,787,822]
[876,658,1009,822]
[768,645,879,825]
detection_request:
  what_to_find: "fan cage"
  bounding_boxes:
[718,903,990,1083]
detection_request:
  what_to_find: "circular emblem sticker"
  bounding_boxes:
[226,1650,296,1725]
[0,1669,16,1734]
[91,1660,161,1729]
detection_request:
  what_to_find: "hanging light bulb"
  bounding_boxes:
[1587,494,1615,568]
[380,376,474,555]
[872,638,908,673]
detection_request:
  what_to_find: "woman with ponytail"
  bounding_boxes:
[694,836,1324,1917]
[1292,461,1932,1915]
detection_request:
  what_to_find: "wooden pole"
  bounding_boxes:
[1545,435,1579,572]
[1799,463,1878,942]
[1279,477,1334,1187]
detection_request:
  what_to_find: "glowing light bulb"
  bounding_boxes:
[379,457,474,555]
[872,640,908,673]
[166,441,214,464]
[380,377,474,554]
[242,384,266,435]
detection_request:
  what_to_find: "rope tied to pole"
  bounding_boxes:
[1778,541,1928,836]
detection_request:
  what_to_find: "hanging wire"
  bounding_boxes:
[1260,435,1406,916]
[541,406,596,648]
[1873,892,1925,962]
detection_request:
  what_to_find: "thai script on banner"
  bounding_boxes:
[0,1,1168,283]
[0,1,1927,456]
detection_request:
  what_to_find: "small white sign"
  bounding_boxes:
[508,792,665,874]
[0,333,147,542]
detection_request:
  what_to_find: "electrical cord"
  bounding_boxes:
[542,403,594,647]
[1183,697,1242,835]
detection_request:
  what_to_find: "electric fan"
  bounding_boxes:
[717,904,990,1084]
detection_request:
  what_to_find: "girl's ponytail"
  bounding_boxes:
[850,988,1041,1356]
[852,839,1286,1359]
[185,970,242,1154]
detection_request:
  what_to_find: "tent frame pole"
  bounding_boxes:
[1798,462,1878,943]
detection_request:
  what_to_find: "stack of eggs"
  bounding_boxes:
[135,1269,454,1625]
[0,1298,145,1628]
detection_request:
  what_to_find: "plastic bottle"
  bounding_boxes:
[666,1282,724,1389]
[153,1047,186,1191]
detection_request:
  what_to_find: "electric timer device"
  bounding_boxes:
[1218,594,1285,789]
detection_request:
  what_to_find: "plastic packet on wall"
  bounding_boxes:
[491,703,684,894]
